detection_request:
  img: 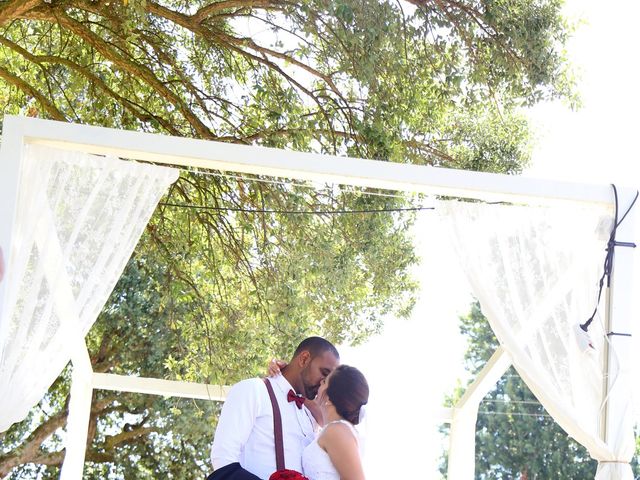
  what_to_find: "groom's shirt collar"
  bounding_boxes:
[271,372,299,397]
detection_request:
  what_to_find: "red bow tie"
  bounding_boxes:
[287,389,305,409]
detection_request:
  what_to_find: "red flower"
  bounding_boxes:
[269,469,310,480]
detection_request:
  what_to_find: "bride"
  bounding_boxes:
[301,364,369,480]
[269,359,369,480]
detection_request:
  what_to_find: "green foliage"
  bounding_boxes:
[441,301,640,479]
[0,0,573,168]
[140,180,420,384]
[0,0,575,476]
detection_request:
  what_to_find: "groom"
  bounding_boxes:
[208,337,340,480]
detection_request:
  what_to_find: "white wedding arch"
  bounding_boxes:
[0,115,636,479]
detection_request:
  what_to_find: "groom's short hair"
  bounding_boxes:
[292,336,339,360]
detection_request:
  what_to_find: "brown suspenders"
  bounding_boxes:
[263,378,285,471]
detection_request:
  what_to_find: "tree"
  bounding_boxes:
[0,0,572,166]
[0,0,574,477]
[441,301,640,479]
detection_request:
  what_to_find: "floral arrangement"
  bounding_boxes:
[269,469,310,480]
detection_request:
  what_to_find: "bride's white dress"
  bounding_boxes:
[302,419,358,480]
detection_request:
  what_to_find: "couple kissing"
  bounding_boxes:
[208,336,368,480]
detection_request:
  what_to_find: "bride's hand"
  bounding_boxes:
[267,358,287,377]
[305,397,325,427]
[315,385,328,407]
[306,384,328,426]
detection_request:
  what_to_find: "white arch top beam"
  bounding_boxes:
[2,115,615,206]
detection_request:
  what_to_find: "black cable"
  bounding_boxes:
[580,185,638,332]
[158,202,435,215]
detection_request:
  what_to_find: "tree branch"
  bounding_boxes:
[103,425,155,450]
[145,1,347,125]
[0,0,41,26]
[0,65,66,120]
[0,36,181,135]
[192,0,284,23]
[0,406,68,476]
[52,8,215,139]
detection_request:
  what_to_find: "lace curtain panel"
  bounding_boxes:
[0,145,178,432]
[441,200,635,480]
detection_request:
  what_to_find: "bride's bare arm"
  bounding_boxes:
[318,423,365,480]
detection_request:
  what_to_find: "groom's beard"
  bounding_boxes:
[304,383,320,400]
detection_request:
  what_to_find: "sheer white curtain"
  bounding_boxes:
[440,200,635,479]
[0,145,178,432]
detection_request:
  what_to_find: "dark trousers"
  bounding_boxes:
[207,463,262,480]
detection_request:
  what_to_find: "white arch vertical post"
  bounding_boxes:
[0,118,25,356]
[60,342,94,480]
[596,187,637,478]
[447,347,511,480]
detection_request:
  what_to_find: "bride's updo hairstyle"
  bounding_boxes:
[326,365,369,425]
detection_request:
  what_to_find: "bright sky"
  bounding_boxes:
[342,1,640,478]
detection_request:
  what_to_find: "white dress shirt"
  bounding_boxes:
[211,374,316,479]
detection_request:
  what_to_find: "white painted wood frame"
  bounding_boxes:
[59,343,94,479]
[0,115,631,479]
[92,373,231,401]
[447,347,511,479]
[600,187,637,464]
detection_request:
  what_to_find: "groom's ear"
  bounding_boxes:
[298,350,311,367]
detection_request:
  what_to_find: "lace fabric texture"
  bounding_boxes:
[440,200,635,479]
[0,145,178,432]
